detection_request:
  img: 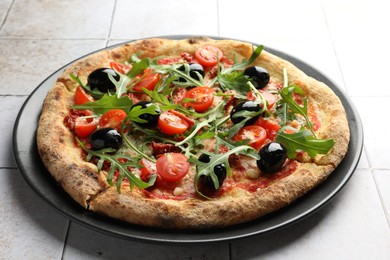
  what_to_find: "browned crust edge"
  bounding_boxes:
[37,37,350,229]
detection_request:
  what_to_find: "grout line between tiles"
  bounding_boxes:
[371,170,390,229]
[61,220,72,260]
[105,0,118,47]
[0,0,15,32]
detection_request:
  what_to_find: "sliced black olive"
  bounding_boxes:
[90,128,122,150]
[230,100,262,125]
[257,142,287,173]
[198,153,227,190]
[131,101,161,127]
[178,63,205,81]
[87,68,119,92]
[244,66,270,89]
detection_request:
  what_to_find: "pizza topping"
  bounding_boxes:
[74,116,98,138]
[74,86,94,105]
[257,142,287,173]
[195,45,223,67]
[230,100,263,125]
[133,68,161,92]
[129,101,161,127]
[158,111,190,135]
[156,153,190,182]
[233,125,267,150]
[178,63,205,81]
[183,86,214,112]
[98,109,127,130]
[90,128,123,150]
[87,68,119,92]
[197,153,227,191]
[243,66,270,89]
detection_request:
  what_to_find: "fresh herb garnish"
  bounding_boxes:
[76,138,156,191]
[72,94,133,114]
[275,127,335,159]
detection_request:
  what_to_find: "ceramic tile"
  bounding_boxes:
[0,169,68,259]
[0,96,27,168]
[110,0,218,39]
[264,39,346,92]
[231,169,390,259]
[334,39,390,97]
[351,97,390,169]
[0,39,106,95]
[63,222,229,260]
[0,0,115,38]
[322,0,390,40]
[373,170,390,226]
[0,0,12,28]
[219,0,329,42]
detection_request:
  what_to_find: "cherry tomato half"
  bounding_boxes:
[74,86,94,105]
[184,86,214,112]
[99,109,127,130]
[139,158,157,182]
[255,117,281,140]
[246,90,276,109]
[172,87,187,104]
[195,45,223,67]
[233,125,267,150]
[156,153,190,182]
[158,111,190,135]
[110,61,132,74]
[133,68,161,92]
[74,117,98,138]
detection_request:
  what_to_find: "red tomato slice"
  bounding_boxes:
[168,110,195,127]
[110,61,132,74]
[172,87,187,104]
[74,86,94,105]
[246,90,276,109]
[99,109,127,129]
[133,68,160,92]
[184,86,214,112]
[255,117,281,140]
[74,117,98,138]
[156,153,190,182]
[195,45,223,67]
[233,125,267,150]
[158,111,190,135]
[139,158,157,182]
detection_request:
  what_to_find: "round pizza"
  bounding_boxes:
[37,37,350,229]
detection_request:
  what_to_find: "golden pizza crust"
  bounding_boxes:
[37,37,350,229]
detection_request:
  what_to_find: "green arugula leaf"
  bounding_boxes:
[126,58,150,78]
[72,94,133,114]
[279,85,316,137]
[275,128,335,159]
[76,138,156,191]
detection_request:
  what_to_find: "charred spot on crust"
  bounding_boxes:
[112,52,122,59]
[188,36,210,44]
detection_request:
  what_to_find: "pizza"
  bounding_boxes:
[36,37,350,229]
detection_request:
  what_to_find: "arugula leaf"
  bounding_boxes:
[222,45,264,74]
[275,128,335,159]
[72,94,133,114]
[77,138,156,191]
[126,57,150,78]
[279,85,316,137]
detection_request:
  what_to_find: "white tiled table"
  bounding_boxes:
[1,0,390,259]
